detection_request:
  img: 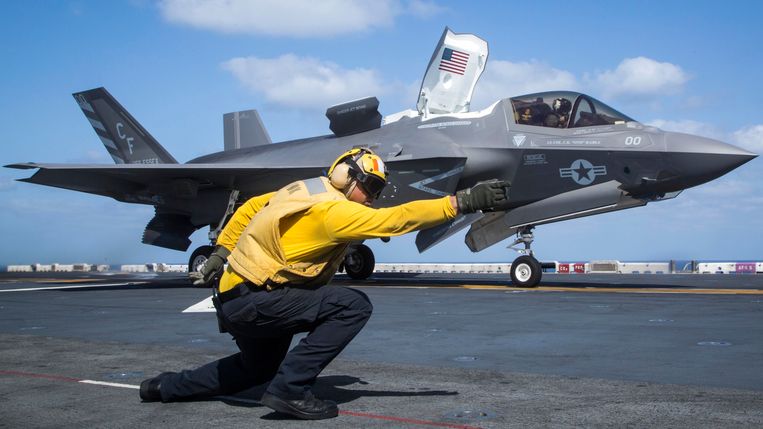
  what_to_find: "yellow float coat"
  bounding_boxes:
[217,176,456,292]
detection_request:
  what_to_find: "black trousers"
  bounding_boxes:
[159,283,373,402]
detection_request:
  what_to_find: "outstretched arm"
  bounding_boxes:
[324,180,509,242]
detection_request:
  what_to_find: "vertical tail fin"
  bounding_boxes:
[223,109,272,151]
[73,87,178,164]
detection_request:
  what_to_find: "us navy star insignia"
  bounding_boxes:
[559,159,607,185]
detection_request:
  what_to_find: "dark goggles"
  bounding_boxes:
[356,174,386,199]
[346,161,387,199]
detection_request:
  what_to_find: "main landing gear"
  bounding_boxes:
[188,190,240,284]
[342,244,375,280]
[188,245,214,274]
[508,226,543,288]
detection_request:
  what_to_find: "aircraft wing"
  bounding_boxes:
[8,156,470,251]
[7,162,329,251]
[465,180,648,252]
[6,162,322,203]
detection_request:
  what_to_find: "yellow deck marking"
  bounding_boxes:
[530,286,763,295]
[356,284,763,295]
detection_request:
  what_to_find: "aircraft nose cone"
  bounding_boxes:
[666,132,757,189]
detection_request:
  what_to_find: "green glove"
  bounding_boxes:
[455,180,511,214]
[189,246,230,286]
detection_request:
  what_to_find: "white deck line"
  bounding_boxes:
[0,282,145,292]
[79,380,140,389]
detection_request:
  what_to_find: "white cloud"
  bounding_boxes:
[221,50,700,118]
[470,56,689,108]
[732,124,763,153]
[471,60,579,109]
[645,119,724,140]
[222,54,388,109]
[406,0,447,18]
[158,0,401,37]
[588,57,690,99]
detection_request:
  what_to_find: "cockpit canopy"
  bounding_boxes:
[510,91,634,129]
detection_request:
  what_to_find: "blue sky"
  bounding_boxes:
[1,1,761,266]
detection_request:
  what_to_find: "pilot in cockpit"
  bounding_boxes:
[519,107,533,124]
[552,97,572,128]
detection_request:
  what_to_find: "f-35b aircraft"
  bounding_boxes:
[7,28,756,287]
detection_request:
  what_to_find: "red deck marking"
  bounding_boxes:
[340,410,484,429]
[1,369,486,428]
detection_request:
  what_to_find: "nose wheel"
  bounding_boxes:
[510,255,542,288]
[508,226,542,288]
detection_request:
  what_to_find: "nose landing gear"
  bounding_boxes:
[508,226,542,288]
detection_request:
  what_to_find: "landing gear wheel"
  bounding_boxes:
[510,255,542,288]
[344,244,375,280]
[188,245,214,274]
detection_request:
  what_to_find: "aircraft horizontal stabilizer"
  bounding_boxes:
[465,181,647,252]
[6,163,324,204]
[8,162,329,251]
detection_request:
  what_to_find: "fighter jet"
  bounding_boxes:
[6,28,756,287]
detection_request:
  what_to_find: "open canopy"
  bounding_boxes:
[417,28,488,116]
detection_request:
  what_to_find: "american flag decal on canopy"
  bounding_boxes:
[438,47,470,75]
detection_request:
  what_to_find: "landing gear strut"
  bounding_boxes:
[508,226,542,288]
[188,190,240,280]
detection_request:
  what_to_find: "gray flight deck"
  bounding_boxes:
[1,271,762,428]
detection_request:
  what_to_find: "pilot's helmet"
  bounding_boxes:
[552,98,572,115]
[328,148,388,198]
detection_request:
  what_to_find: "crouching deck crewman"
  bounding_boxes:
[139,147,510,420]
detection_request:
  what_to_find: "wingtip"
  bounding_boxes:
[4,162,39,170]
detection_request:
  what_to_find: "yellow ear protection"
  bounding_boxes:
[328,162,354,191]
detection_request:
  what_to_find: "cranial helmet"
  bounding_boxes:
[552,98,572,115]
[328,148,388,198]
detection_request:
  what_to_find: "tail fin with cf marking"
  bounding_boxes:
[73,87,177,164]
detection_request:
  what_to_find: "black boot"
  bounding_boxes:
[260,391,338,420]
[139,372,175,402]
